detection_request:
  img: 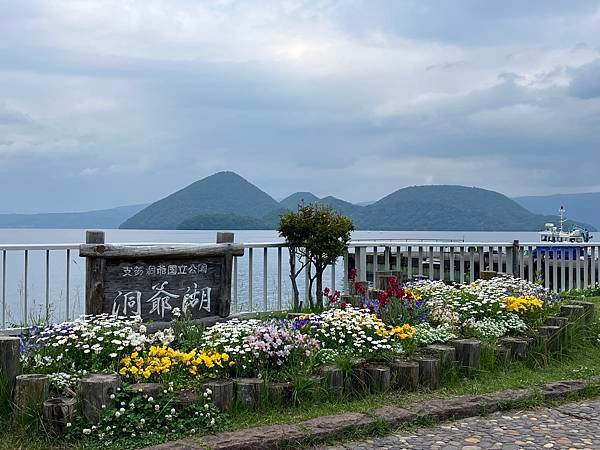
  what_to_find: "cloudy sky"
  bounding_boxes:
[1,1,600,213]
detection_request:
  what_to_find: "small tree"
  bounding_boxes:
[278,204,354,309]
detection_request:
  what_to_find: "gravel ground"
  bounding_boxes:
[319,398,600,450]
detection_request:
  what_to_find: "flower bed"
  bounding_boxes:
[6,275,584,449]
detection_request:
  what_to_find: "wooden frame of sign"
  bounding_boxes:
[80,231,244,326]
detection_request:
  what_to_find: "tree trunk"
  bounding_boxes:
[307,263,315,309]
[315,267,324,309]
[288,247,300,311]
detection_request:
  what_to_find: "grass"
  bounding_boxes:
[2,297,600,450]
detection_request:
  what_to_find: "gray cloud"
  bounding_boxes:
[569,58,600,98]
[0,0,600,212]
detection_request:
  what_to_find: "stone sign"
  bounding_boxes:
[80,231,244,323]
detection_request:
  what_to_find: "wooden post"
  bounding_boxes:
[203,380,234,412]
[451,338,481,375]
[13,374,49,423]
[0,337,21,400]
[389,359,419,391]
[320,365,344,396]
[364,364,391,394]
[79,373,120,423]
[43,397,76,437]
[499,337,529,360]
[413,356,440,390]
[85,230,105,315]
[216,232,235,244]
[424,344,456,370]
[217,232,234,317]
[234,378,264,409]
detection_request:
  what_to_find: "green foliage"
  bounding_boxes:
[278,203,354,308]
[170,308,205,351]
[66,385,221,449]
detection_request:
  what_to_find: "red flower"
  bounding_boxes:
[349,268,358,281]
[354,281,366,295]
[340,302,348,310]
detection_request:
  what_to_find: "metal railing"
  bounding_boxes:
[1,239,599,328]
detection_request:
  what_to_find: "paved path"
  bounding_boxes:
[319,398,600,450]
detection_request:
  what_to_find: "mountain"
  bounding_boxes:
[318,196,365,219]
[514,192,600,230]
[360,186,595,231]
[279,192,320,210]
[177,213,271,230]
[120,171,281,229]
[0,204,147,229]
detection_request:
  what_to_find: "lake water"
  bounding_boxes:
[1,228,596,326]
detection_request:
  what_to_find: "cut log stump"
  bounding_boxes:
[203,380,234,412]
[451,338,481,375]
[267,381,293,405]
[561,304,585,322]
[545,316,568,329]
[0,337,21,400]
[499,337,529,360]
[364,364,391,394]
[571,301,595,323]
[176,390,199,409]
[537,326,561,352]
[495,345,511,365]
[234,378,264,409]
[129,383,162,398]
[425,344,456,370]
[390,359,419,391]
[79,373,120,423]
[350,358,369,396]
[43,396,76,437]
[13,374,49,423]
[413,356,440,390]
[320,365,344,396]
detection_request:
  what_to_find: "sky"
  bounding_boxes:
[1,1,600,213]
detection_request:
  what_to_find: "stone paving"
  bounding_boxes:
[319,398,600,450]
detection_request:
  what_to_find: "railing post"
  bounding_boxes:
[1,250,5,329]
[23,250,28,325]
[343,248,349,293]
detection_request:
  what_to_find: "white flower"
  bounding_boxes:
[83,428,92,435]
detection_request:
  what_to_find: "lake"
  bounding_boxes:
[0,228,596,326]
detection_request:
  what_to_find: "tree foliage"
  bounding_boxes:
[278,203,354,309]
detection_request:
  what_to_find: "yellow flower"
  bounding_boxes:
[504,295,544,313]
[390,323,416,340]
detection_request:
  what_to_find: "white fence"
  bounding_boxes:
[1,240,599,328]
